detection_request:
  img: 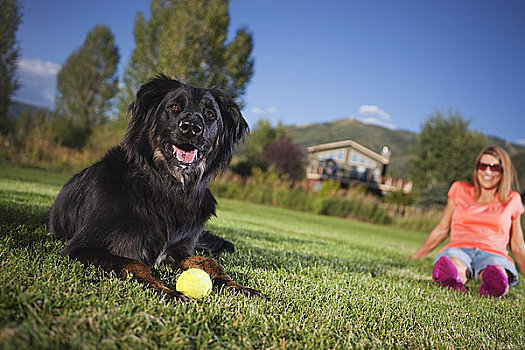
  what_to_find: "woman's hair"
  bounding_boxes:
[472,145,519,203]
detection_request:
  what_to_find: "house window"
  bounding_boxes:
[318,150,346,162]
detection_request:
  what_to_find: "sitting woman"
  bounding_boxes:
[412,146,525,297]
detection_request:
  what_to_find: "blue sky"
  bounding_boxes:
[14,0,525,145]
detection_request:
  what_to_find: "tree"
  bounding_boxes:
[14,109,31,143]
[232,119,285,175]
[55,25,119,136]
[0,0,22,135]
[117,0,254,120]
[14,108,49,145]
[411,110,487,206]
[260,133,304,180]
[246,119,285,162]
[511,152,525,191]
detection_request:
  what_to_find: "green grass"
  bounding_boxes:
[1,164,525,349]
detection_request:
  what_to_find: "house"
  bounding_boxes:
[306,140,412,194]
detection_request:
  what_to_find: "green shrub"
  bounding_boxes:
[383,190,417,206]
[416,183,449,209]
[209,169,441,230]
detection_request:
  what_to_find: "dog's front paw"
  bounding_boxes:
[195,231,236,255]
[165,290,193,302]
[227,282,262,298]
[221,240,235,254]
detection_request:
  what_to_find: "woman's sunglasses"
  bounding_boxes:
[477,162,503,173]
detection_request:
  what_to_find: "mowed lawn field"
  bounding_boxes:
[1,164,525,349]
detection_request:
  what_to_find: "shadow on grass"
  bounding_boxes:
[0,189,51,227]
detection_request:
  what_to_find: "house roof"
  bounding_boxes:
[307,140,390,165]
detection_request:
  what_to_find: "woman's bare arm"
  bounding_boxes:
[412,199,455,259]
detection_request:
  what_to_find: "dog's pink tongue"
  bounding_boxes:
[172,145,197,163]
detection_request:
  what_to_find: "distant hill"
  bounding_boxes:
[7,100,52,120]
[286,117,525,185]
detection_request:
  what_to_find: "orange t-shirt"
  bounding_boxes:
[440,181,524,263]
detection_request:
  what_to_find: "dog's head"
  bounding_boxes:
[122,75,248,184]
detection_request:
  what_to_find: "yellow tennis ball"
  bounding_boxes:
[176,268,212,299]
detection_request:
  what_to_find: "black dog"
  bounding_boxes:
[48,75,259,301]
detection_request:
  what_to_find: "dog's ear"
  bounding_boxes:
[211,88,249,145]
[128,74,182,124]
[123,74,182,161]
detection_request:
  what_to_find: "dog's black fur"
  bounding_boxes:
[48,75,259,301]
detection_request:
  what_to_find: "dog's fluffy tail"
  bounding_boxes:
[195,231,235,255]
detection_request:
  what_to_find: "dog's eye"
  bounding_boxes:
[205,110,215,120]
[171,104,181,112]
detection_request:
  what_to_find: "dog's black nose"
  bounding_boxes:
[179,118,203,136]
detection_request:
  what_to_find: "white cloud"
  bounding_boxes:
[516,139,525,146]
[18,59,61,77]
[250,106,278,116]
[359,117,396,130]
[14,58,61,109]
[355,105,396,129]
[251,107,265,115]
[357,105,391,121]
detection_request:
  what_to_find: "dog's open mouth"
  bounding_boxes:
[166,143,200,166]
[172,145,197,163]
